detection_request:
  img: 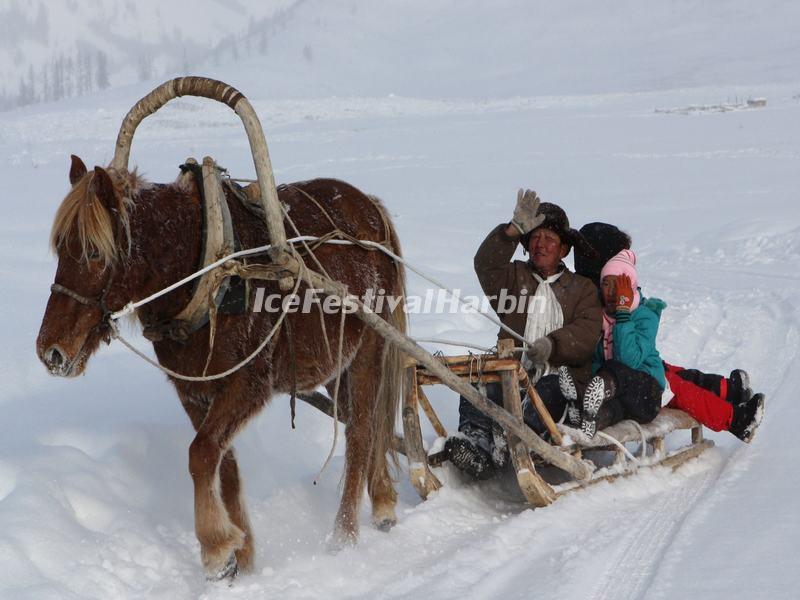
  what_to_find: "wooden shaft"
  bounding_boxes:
[417,386,448,438]
[302,269,593,481]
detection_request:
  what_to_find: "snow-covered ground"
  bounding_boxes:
[2,2,800,599]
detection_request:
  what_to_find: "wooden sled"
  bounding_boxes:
[401,339,714,506]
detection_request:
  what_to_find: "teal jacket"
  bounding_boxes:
[593,296,667,389]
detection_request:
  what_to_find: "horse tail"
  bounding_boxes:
[368,195,407,485]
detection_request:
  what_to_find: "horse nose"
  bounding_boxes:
[44,346,66,371]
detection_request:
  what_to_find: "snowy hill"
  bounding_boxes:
[5,0,800,108]
[0,0,294,108]
[204,0,800,98]
[2,1,800,599]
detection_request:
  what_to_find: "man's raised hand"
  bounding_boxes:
[511,188,545,236]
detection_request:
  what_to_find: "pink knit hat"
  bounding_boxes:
[600,249,639,293]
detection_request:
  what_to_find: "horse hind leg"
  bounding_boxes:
[367,451,398,532]
[366,334,399,532]
[328,334,398,547]
[324,366,372,549]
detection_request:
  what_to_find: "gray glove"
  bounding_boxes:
[511,188,545,235]
[525,336,552,370]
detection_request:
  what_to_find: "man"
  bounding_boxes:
[445,190,603,479]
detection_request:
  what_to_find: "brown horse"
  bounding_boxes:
[35,155,407,579]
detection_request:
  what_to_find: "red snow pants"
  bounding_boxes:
[664,362,733,431]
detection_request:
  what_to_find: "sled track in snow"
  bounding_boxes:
[586,461,721,600]
[587,285,800,600]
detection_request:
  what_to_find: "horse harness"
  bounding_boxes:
[141,158,246,343]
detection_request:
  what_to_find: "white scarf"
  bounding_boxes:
[522,270,564,377]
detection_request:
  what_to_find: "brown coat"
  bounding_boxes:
[474,224,602,385]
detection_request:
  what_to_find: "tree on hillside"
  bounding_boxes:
[137,53,153,81]
[96,51,110,90]
[64,56,74,97]
[34,2,49,43]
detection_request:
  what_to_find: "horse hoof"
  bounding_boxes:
[326,528,357,554]
[206,553,239,583]
[375,517,397,532]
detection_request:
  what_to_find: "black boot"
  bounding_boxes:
[730,393,765,443]
[727,369,753,406]
[581,371,616,439]
[444,424,496,480]
[559,366,581,426]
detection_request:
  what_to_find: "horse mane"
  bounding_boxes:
[50,167,143,267]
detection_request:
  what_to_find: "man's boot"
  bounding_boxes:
[444,424,497,480]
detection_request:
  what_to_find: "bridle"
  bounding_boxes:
[49,277,116,336]
[50,283,102,308]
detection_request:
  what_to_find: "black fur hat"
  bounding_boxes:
[522,202,595,259]
[574,222,632,287]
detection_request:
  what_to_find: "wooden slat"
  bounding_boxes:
[402,366,442,500]
[417,358,519,377]
[417,386,448,438]
[407,353,501,366]
[498,339,556,507]
[417,372,503,386]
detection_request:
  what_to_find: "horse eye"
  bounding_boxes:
[87,248,101,261]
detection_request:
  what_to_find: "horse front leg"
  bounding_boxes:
[219,448,254,572]
[187,383,262,579]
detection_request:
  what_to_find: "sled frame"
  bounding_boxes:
[400,339,714,506]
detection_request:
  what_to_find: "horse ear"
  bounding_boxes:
[91,166,119,213]
[69,155,87,185]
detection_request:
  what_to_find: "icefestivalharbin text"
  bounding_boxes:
[251,287,548,315]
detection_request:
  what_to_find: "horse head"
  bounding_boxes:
[36,155,133,377]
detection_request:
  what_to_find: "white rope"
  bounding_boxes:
[108,262,303,382]
[596,431,640,465]
[633,420,648,459]
[338,238,536,348]
[314,306,347,484]
[110,241,280,320]
[110,235,538,349]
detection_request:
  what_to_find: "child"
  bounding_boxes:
[559,250,665,437]
[574,222,765,443]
